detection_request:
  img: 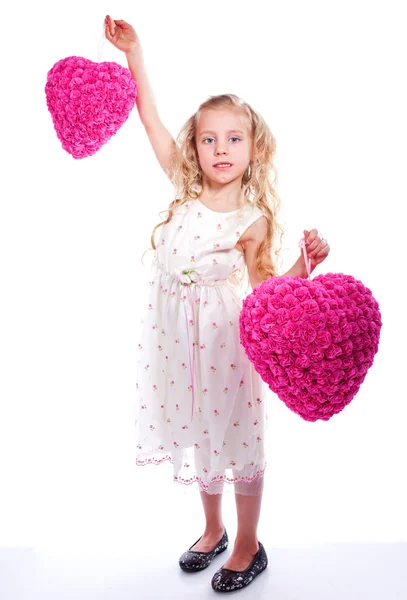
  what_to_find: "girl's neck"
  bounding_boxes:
[199,178,245,208]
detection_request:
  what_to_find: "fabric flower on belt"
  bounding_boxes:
[177,269,203,285]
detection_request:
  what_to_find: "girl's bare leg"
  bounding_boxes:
[190,484,226,551]
[223,475,264,570]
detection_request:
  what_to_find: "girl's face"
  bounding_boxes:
[195,108,253,186]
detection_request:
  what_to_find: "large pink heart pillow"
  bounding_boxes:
[45,56,137,159]
[239,273,382,422]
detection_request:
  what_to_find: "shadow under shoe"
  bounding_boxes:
[179,529,228,572]
[211,541,268,592]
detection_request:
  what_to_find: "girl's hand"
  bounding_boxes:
[104,15,140,54]
[302,228,330,272]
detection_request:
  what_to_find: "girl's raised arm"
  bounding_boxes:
[105,16,178,181]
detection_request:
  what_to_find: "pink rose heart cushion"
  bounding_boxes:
[45,56,137,159]
[239,273,382,422]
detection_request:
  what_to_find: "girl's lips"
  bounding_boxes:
[213,163,233,169]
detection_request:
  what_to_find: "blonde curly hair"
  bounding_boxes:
[144,93,284,282]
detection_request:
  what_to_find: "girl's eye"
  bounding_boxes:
[203,137,241,144]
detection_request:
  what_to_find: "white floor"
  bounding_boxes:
[1,541,406,599]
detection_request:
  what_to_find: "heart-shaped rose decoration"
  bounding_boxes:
[45,56,137,159]
[239,272,382,421]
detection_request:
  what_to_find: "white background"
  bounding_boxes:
[0,0,406,559]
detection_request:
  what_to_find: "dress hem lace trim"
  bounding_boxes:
[135,454,266,490]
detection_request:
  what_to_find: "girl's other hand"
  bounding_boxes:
[302,228,330,270]
[104,15,140,54]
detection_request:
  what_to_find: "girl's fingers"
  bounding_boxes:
[304,228,318,247]
[307,238,327,258]
[306,236,321,253]
[105,15,115,36]
[311,241,330,259]
[306,230,327,253]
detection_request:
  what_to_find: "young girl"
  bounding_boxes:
[105,15,330,593]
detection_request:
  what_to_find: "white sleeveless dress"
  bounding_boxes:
[135,197,269,493]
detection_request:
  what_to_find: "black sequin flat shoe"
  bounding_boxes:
[211,541,268,592]
[179,529,228,572]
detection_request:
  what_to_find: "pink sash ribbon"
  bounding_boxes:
[182,286,196,422]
